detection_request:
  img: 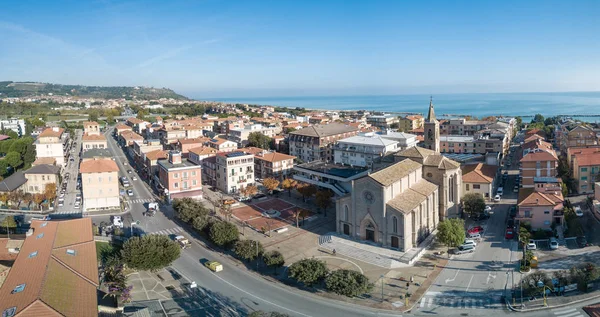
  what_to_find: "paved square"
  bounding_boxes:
[230,205,262,221]
[231,198,312,233]
[247,217,289,232]
[253,198,294,212]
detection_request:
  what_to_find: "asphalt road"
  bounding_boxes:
[54,129,82,214]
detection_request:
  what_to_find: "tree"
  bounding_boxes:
[121,235,181,272]
[192,215,210,232]
[462,193,486,217]
[0,193,8,206]
[234,239,264,262]
[43,183,57,202]
[172,198,209,223]
[209,221,239,247]
[106,113,115,125]
[4,152,22,169]
[262,177,280,194]
[325,269,374,297]
[23,143,36,169]
[519,226,531,265]
[4,130,18,140]
[263,250,285,274]
[481,116,497,122]
[0,216,17,233]
[561,182,568,197]
[531,114,544,124]
[240,184,258,198]
[281,178,297,197]
[88,110,99,122]
[437,219,466,253]
[103,255,133,303]
[288,258,329,286]
[297,184,317,202]
[247,132,273,149]
[515,116,523,129]
[0,161,8,177]
[315,190,333,216]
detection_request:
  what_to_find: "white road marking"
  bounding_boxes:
[445,269,461,284]
[465,275,474,292]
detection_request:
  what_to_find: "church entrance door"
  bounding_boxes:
[366,228,375,242]
[391,236,399,248]
[343,224,350,235]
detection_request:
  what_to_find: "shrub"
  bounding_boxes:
[288,258,328,286]
[121,235,181,272]
[263,250,285,274]
[209,221,239,247]
[234,240,263,262]
[325,269,373,297]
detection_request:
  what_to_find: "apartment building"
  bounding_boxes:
[23,164,61,194]
[157,150,203,202]
[126,117,149,134]
[131,139,163,177]
[366,114,399,130]
[0,118,26,136]
[398,115,424,132]
[564,125,598,149]
[145,149,169,187]
[188,146,218,165]
[119,130,144,146]
[202,155,218,187]
[572,149,600,194]
[378,131,419,150]
[216,151,255,194]
[175,137,211,157]
[333,135,399,167]
[289,123,359,163]
[82,133,107,152]
[461,163,498,200]
[83,121,101,135]
[440,135,475,153]
[254,152,296,181]
[228,124,277,147]
[520,148,559,188]
[207,137,238,153]
[80,158,120,211]
[516,187,564,230]
[34,127,68,167]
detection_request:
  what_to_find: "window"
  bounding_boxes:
[42,175,45,181]
[36,233,44,239]
[581,167,588,172]
[473,184,480,189]
[544,221,551,226]
[392,216,398,234]
[582,185,588,190]
[466,184,470,191]
[174,182,179,188]
[12,284,25,294]
[174,173,178,178]
[192,180,197,186]
[544,210,550,214]
[183,181,188,189]
[183,172,188,178]
[66,249,76,256]
[581,176,588,181]
[98,177,102,182]
[28,251,38,258]
[192,171,196,176]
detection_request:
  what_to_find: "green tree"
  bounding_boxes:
[0,216,17,233]
[23,143,36,169]
[0,161,9,177]
[209,221,239,247]
[288,258,328,286]
[4,152,22,169]
[531,114,544,124]
[315,190,333,216]
[561,182,568,197]
[234,239,264,262]
[462,193,486,217]
[106,113,115,125]
[4,130,18,140]
[325,269,374,297]
[247,132,273,149]
[192,215,210,232]
[519,226,531,265]
[263,250,285,274]
[437,218,466,253]
[515,116,523,129]
[121,235,181,272]
[0,139,14,155]
[173,197,208,223]
[88,110,99,122]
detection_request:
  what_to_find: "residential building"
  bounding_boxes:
[440,118,492,136]
[0,171,27,194]
[254,152,296,181]
[294,161,369,196]
[379,131,419,150]
[114,123,132,136]
[216,151,255,194]
[188,146,218,165]
[207,137,238,153]
[157,150,203,202]
[567,146,600,167]
[202,155,218,187]
[80,158,120,211]
[289,123,359,163]
[126,117,149,134]
[564,125,599,149]
[81,148,112,160]
[0,218,99,317]
[520,148,558,188]
[516,188,564,230]
[461,163,498,200]
[440,135,475,153]
[0,118,26,137]
[83,121,100,135]
[34,127,68,167]
[119,130,144,146]
[333,135,399,167]
[23,164,61,194]
[572,150,600,194]
[366,114,399,130]
[131,139,162,175]
[336,158,439,253]
[145,149,169,188]
[177,137,211,157]
[228,124,277,147]
[81,133,107,152]
[32,157,56,166]
[398,115,424,132]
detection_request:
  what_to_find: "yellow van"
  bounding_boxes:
[205,261,223,272]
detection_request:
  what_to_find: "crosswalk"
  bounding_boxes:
[51,210,83,216]
[552,307,585,317]
[151,227,183,235]
[129,198,156,204]
[419,295,502,310]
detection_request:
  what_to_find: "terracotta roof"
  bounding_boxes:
[574,152,600,167]
[178,137,210,145]
[38,128,64,138]
[524,134,545,143]
[526,128,546,137]
[120,130,144,141]
[114,123,131,130]
[410,127,424,133]
[462,163,498,184]
[523,139,552,151]
[82,121,98,127]
[240,147,266,156]
[80,158,118,173]
[0,218,98,317]
[256,152,296,162]
[208,137,233,145]
[370,159,422,186]
[396,146,435,159]
[82,133,106,141]
[145,149,169,161]
[518,188,563,206]
[520,149,558,162]
[405,115,423,120]
[188,146,217,156]
[289,123,359,137]
[0,239,22,261]
[32,157,56,166]
[387,179,437,213]
[126,117,144,125]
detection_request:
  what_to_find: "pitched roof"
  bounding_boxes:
[523,138,553,151]
[574,152,600,167]
[0,218,98,317]
[0,172,27,192]
[82,121,98,127]
[38,128,64,138]
[82,133,107,141]
[289,123,359,137]
[369,159,422,186]
[256,152,296,162]
[120,130,144,140]
[423,154,461,170]
[523,134,545,143]
[208,137,233,145]
[80,158,118,173]
[462,163,498,184]
[188,146,217,156]
[114,123,131,130]
[24,164,61,175]
[520,149,558,162]
[518,188,563,206]
[387,179,438,213]
[395,146,435,159]
[32,157,56,166]
[145,149,169,161]
[126,117,144,125]
[178,137,210,145]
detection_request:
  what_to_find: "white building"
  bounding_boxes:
[216,151,255,194]
[334,135,399,167]
[34,127,68,167]
[0,118,26,136]
[379,131,419,150]
[228,124,277,147]
[366,114,399,129]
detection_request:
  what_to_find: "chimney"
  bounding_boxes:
[169,150,182,165]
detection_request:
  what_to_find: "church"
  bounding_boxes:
[336,100,462,251]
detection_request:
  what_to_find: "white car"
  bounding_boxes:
[484,205,492,213]
[462,239,477,247]
[527,241,537,250]
[493,195,501,202]
[112,216,124,228]
[127,189,134,196]
[575,206,584,217]
[132,176,138,181]
[550,238,559,250]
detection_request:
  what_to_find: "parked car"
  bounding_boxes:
[527,240,537,250]
[509,206,517,218]
[493,195,501,202]
[471,213,488,221]
[127,189,134,196]
[112,216,124,228]
[484,205,492,213]
[462,239,477,247]
[575,206,584,217]
[456,245,476,254]
[507,219,515,229]
[132,176,138,181]
[497,187,504,196]
[576,236,589,248]
[513,186,519,193]
[127,170,132,174]
[468,226,484,235]
[505,229,514,239]
[549,238,559,250]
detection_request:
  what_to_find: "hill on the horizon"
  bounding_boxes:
[0,81,189,100]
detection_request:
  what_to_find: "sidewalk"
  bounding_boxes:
[507,287,600,312]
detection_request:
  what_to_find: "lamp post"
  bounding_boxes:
[380,274,385,302]
[255,240,259,271]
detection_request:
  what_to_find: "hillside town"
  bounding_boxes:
[1,95,600,316]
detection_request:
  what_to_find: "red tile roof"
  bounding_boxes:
[145,149,169,161]
[461,163,497,184]
[38,128,64,138]
[574,152,600,167]
[255,152,296,162]
[80,158,118,173]
[82,133,106,141]
[518,188,563,206]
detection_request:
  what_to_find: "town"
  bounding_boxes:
[0,88,599,317]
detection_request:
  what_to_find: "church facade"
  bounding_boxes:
[335,100,462,251]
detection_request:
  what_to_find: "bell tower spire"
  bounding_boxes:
[423,97,440,152]
[427,95,437,122]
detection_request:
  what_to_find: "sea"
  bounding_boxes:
[205,91,600,123]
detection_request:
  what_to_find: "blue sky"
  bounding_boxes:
[0,0,599,98]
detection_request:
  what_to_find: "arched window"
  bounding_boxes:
[344,205,349,222]
[449,175,454,203]
[392,216,398,234]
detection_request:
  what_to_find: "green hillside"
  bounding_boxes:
[0,81,189,100]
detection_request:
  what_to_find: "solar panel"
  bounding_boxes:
[226,151,246,158]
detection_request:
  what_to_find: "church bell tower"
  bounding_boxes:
[423,97,440,152]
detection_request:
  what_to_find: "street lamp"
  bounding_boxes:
[255,240,259,271]
[380,274,385,302]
